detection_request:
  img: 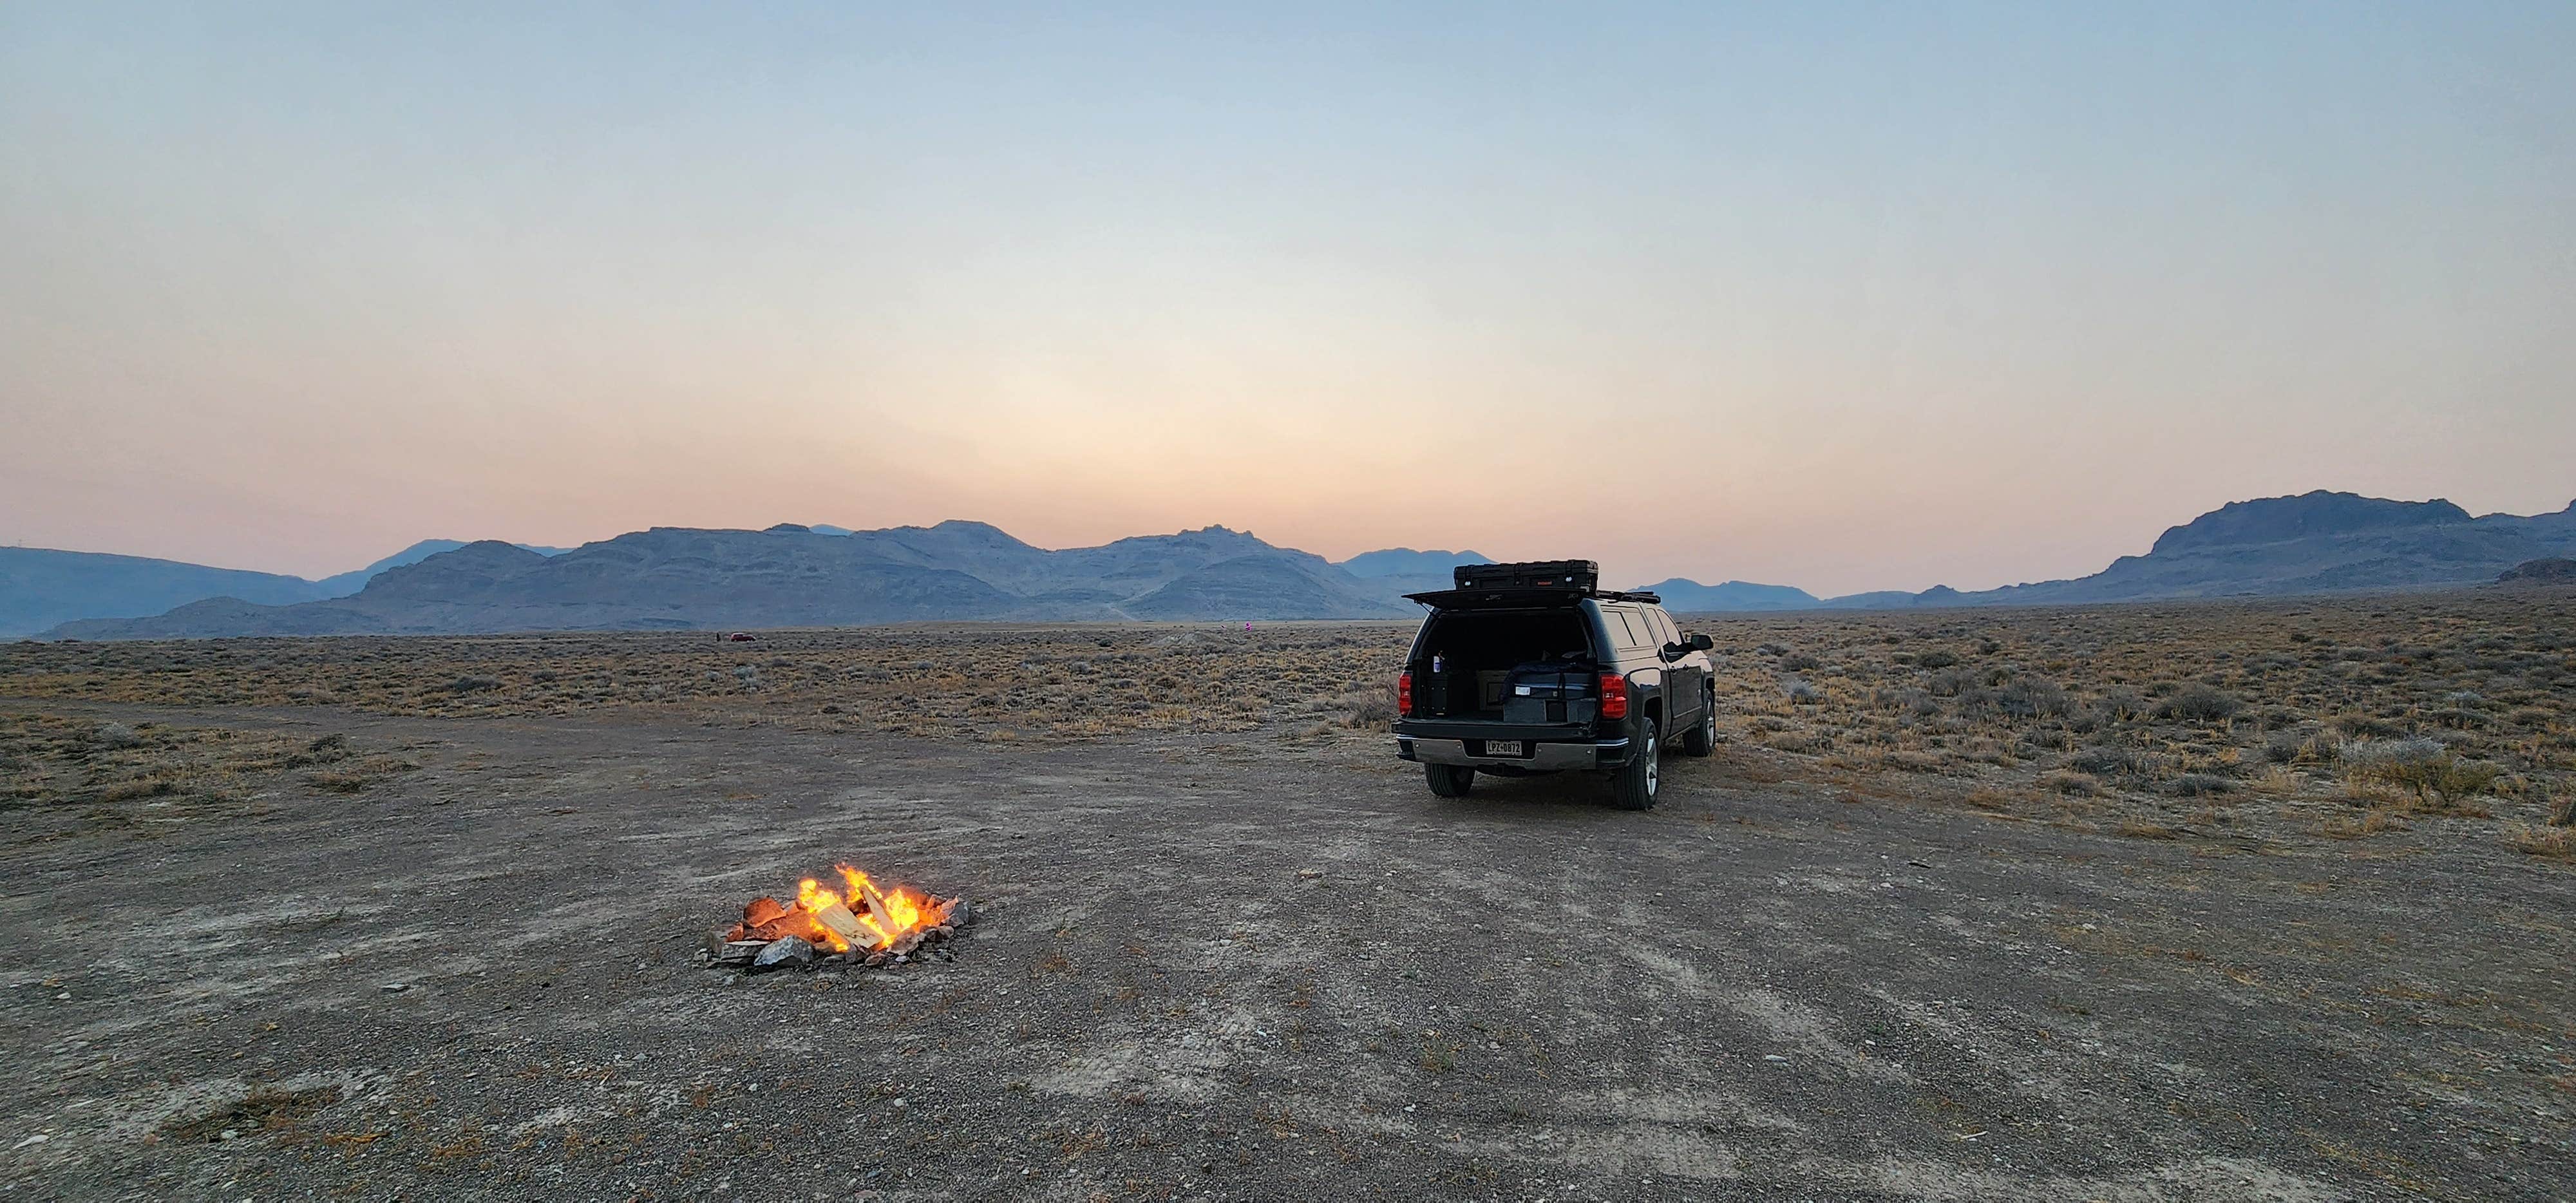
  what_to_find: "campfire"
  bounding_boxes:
[705,864,972,972]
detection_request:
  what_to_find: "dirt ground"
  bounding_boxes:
[3,612,2573,1200]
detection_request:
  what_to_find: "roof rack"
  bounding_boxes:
[1412,560,1660,606]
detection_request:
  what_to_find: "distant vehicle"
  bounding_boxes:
[1392,560,1716,809]
[724,632,756,642]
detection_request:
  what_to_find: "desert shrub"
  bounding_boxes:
[1780,652,1821,672]
[2551,794,2576,828]
[2156,684,2242,723]
[1781,677,1822,705]
[2338,737,2445,772]
[1338,684,1397,730]
[86,722,144,750]
[2331,714,2404,739]
[2065,744,2168,786]
[1915,650,1960,670]
[1998,675,2073,719]
[446,676,502,694]
[2345,743,2501,811]
[1871,687,1937,717]
[2040,769,2100,795]
[2166,773,2237,798]
[2505,824,2575,860]
[1927,668,1976,697]
[306,755,419,793]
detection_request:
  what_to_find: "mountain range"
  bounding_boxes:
[32,524,1419,639]
[12,489,2575,639]
[0,539,566,638]
[1817,491,2576,609]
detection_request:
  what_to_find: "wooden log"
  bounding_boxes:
[810,902,871,951]
[858,885,895,935]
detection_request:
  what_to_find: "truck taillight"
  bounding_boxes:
[1397,670,1413,717]
[1598,672,1629,719]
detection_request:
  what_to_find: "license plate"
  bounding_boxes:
[1479,740,1528,758]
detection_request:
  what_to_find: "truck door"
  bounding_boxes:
[1653,608,1701,723]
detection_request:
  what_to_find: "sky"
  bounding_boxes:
[4,3,2571,596]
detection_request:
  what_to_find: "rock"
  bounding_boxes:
[380,983,409,993]
[1297,867,1323,880]
[864,952,890,967]
[714,940,766,965]
[750,936,815,971]
[942,898,974,927]
[703,927,739,957]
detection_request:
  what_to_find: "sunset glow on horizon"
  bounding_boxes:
[5,5,2571,595]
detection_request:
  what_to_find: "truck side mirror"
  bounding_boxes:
[1688,633,1714,651]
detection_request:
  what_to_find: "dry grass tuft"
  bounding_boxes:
[2504,823,2576,859]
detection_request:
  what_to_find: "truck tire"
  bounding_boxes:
[1681,687,1716,757]
[1425,763,1475,798]
[1613,719,1659,810]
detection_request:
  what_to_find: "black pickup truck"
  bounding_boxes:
[1392,560,1716,809]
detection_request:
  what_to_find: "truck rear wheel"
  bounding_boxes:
[1425,763,1475,797]
[1613,720,1659,810]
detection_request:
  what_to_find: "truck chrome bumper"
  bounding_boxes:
[1396,737,1629,771]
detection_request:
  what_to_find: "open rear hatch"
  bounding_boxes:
[1406,603,1600,725]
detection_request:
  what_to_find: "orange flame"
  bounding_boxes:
[742,864,942,955]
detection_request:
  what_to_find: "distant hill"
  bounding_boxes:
[2148,493,2474,555]
[1333,548,1493,600]
[0,538,572,636]
[1336,548,1492,578]
[2500,558,2576,584]
[313,539,569,596]
[1635,578,1821,612]
[1638,580,1824,613]
[0,548,335,638]
[1821,491,2576,609]
[47,523,1414,639]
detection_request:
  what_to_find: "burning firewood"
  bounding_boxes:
[808,900,869,949]
[703,864,971,974]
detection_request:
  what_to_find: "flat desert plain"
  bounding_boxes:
[2,589,2571,1200]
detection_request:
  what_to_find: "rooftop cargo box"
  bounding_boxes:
[1454,560,1598,591]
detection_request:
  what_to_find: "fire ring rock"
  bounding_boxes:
[750,935,817,971]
